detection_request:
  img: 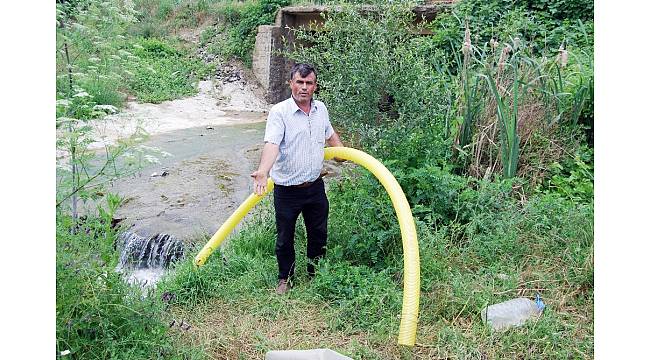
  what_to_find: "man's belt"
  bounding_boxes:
[285,171,328,188]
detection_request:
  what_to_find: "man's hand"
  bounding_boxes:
[251,170,268,196]
[251,142,279,196]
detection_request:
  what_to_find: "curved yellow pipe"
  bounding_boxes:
[194,177,274,267]
[194,147,420,346]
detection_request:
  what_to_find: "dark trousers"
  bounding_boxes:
[273,178,329,280]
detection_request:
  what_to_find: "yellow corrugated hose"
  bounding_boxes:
[194,147,420,346]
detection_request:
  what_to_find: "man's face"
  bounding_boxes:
[289,71,317,104]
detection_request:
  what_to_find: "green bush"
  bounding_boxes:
[56,0,136,108]
[157,0,176,20]
[326,170,402,269]
[541,145,593,202]
[393,165,469,225]
[131,37,181,58]
[79,75,126,108]
[290,3,454,168]
[429,0,594,56]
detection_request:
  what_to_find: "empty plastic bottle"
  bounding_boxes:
[481,294,545,331]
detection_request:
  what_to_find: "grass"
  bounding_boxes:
[154,182,593,359]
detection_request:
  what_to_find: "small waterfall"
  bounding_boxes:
[116,231,184,287]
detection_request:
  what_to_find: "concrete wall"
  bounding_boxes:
[252,24,292,104]
[252,25,276,92]
[252,2,456,104]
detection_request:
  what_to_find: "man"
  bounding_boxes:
[251,63,344,295]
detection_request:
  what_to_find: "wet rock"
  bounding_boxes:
[117,232,184,269]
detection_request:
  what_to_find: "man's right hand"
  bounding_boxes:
[251,170,268,196]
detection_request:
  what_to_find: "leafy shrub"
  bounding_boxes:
[326,170,402,269]
[455,177,516,225]
[290,3,454,168]
[56,0,136,107]
[172,0,205,28]
[541,145,593,202]
[157,0,176,19]
[518,0,594,22]
[131,37,181,58]
[199,25,217,45]
[429,0,594,56]
[393,165,469,226]
[210,1,244,24]
[79,75,126,107]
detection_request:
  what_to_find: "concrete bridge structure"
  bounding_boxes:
[252,1,457,104]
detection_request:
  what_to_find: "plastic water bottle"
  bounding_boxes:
[481,294,545,331]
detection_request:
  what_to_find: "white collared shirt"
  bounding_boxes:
[264,97,335,186]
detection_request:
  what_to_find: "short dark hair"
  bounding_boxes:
[290,63,317,81]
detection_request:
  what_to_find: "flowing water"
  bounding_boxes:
[116,231,185,287]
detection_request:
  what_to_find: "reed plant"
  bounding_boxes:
[478,41,527,179]
[451,30,591,181]
[452,23,485,168]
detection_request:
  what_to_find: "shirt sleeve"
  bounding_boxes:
[322,104,335,140]
[264,107,284,145]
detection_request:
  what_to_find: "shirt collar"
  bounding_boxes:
[290,96,318,115]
